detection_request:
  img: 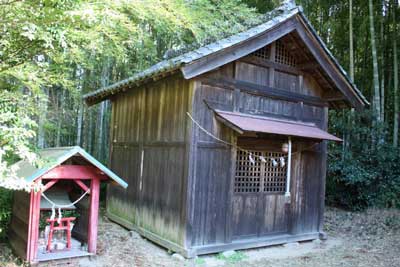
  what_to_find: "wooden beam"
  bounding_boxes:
[269,42,276,87]
[41,165,107,180]
[240,55,303,76]
[286,31,338,92]
[200,77,328,107]
[325,97,345,102]
[323,89,343,99]
[297,62,319,71]
[215,116,244,134]
[73,179,90,193]
[88,178,100,253]
[191,232,320,257]
[182,18,297,79]
[27,180,41,263]
[42,179,59,192]
[294,17,364,109]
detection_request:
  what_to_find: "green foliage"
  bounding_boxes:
[290,0,400,211]
[0,189,13,241]
[327,109,400,210]
[216,251,248,263]
[0,0,264,164]
[195,257,206,265]
[0,91,38,190]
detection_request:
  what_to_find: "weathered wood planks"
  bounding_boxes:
[108,38,331,256]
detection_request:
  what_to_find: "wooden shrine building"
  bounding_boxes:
[83,2,367,258]
[9,146,127,264]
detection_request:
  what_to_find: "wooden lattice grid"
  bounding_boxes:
[251,46,270,60]
[262,152,287,192]
[275,40,296,67]
[234,150,287,193]
[234,150,261,193]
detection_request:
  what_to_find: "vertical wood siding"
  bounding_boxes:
[107,74,191,247]
[188,40,328,248]
[108,39,330,253]
[9,191,30,259]
[191,147,231,246]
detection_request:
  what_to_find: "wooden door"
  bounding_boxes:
[231,149,288,239]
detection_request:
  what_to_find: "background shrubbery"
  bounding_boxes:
[327,110,400,210]
[0,189,12,242]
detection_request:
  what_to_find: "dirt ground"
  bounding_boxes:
[1,207,399,267]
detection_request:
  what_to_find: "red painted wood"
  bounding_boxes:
[27,180,41,263]
[33,190,41,262]
[41,165,107,180]
[42,179,59,192]
[87,178,100,253]
[73,179,90,193]
[46,217,76,251]
[25,166,105,261]
[26,188,34,261]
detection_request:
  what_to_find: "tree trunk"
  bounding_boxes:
[97,59,110,161]
[393,0,399,147]
[97,102,105,160]
[369,0,382,122]
[56,90,64,147]
[344,0,355,157]
[349,0,354,81]
[37,89,48,149]
[76,102,83,146]
[380,1,385,122]
[87,108,93,154]
[76,67,85,146]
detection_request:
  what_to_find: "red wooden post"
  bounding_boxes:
[46,220,55,252]
[87,177,100,253]
[32,188,41,261]
[27,181,41,263]
[26,188,34,261]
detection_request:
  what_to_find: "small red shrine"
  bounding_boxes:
[8,146,128,264]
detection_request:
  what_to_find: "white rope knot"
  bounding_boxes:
[57,207,62,224]
[50,204,55,221]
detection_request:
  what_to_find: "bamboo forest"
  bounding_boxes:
[0,0,400,266]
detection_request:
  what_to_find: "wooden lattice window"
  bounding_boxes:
[251,46,270,60]
[234,150,287,193]
[275,41,296,67]
[234,150,262,193]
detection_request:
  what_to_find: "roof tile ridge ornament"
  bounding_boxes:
[278,0,297,11]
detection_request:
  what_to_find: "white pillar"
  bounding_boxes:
[285,137,292,200]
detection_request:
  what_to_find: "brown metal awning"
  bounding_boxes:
[214,110,342,142]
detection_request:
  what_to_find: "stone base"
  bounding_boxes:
[33,257,83,267]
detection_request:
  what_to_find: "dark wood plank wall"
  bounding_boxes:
[9,191,30,259]
[107,74,192,246]
[188,40,327,248]
[187,64,236,248]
